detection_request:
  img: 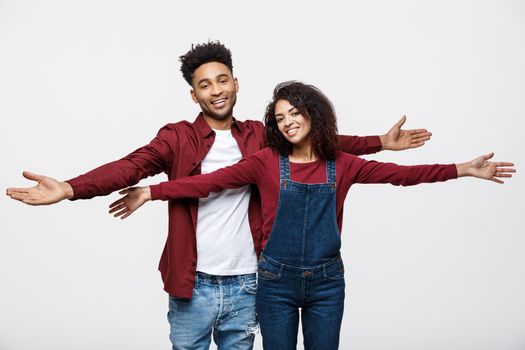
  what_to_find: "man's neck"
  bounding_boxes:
[203,114,233,130]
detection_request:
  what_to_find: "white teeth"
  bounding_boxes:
[212,99,226,105]
[287,128,298,136]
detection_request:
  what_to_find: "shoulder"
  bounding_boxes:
[234,119,265,133]
[334,151,364,168]
[247,147,276,161]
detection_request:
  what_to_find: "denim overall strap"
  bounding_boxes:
[261,155,341,267]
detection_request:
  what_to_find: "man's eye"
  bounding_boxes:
[200,84,209,89]
[219,80,227,84]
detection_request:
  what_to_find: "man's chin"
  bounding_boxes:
[205,109,234,121]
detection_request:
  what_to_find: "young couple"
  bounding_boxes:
[7,41,515,350]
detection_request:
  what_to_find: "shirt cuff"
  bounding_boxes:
[150,184,163,200]
[445,164,458,179]
[368,136,383,154]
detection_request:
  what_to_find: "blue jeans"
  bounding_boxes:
[256,255,345,350]
[167,272,258,350]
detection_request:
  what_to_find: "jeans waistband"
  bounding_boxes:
[195,272,256,285]
[258,254,342,271]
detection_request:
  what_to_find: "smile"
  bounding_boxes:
[211,98,227,108]
[286,127,299,136]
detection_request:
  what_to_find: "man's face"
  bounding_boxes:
[190,62,238,121]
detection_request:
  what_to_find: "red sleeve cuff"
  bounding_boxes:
[65,179,81,200]
[150,184,163,201]
[368,136,383,154]
[445,164,458,179]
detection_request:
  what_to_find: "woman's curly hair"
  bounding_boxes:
[264,81,339,160]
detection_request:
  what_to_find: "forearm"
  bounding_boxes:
[338,135,383,156]
[150,156,260,201]
[60,181,74,200]
[354,159,458,186]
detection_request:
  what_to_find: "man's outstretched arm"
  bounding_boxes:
[339,115,432,155]
[6,171,73,205]
[7,124,176,205]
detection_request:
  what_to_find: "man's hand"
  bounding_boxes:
[380,116,432,151]
[456,153,516,183]
[109,186,152,220]
[6,171,74,205]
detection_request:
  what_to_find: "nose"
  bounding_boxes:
[210,83,223,96]
[284,115,294,126]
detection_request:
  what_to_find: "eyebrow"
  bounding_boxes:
[275,106,298,118]
[197,74,230,86]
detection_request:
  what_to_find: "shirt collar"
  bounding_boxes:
[193,112,242,138]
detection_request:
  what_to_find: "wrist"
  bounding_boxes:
[379,134,388,150]
[142,186,152,201]
[456,162,471,177]
[60,181,74,199]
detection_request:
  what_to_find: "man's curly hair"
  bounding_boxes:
[179,41,233,86]
[264,81,340,160]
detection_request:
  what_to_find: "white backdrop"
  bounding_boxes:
[1,1,524,349]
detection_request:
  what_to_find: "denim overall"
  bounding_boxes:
[256,155,346,350]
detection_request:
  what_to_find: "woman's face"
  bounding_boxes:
[274,99,312,147]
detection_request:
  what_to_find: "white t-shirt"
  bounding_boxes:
[195,128,257,275]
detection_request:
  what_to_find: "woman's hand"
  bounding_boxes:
[456,153,516,183]
[109,186,152,219]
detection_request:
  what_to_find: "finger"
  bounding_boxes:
[113,208,129,218]
[407,141,425,149]
[495,167,516,173]
[494,173,512,178]
[494,162,515,167]
[121,211,133,220]
[22,198,41,206]
[6,188,30,195]
[410,135,431,143]
[394,115,407,129]
[109,202,127,214]
[118,187,138,195]
[109,198,125,209]
[22,171,44,182]
[491,178,504,184]
[408,129,430,135]
[483,152,495,161]
[8,192,31,201]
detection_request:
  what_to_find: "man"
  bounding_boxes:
[7,41,431,349]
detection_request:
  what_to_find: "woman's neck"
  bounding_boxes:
[290,143,317,163]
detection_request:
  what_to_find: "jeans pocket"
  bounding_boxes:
[257,261,282,281]
[323,260,345,280]
[241,278,258,295]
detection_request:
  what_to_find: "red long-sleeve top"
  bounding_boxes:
[151,148,458,251]
[66,113,383,298]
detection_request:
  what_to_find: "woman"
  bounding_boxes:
[109,81,514,349]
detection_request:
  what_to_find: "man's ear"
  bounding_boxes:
[234,77,239,93]
[190,89,198,103]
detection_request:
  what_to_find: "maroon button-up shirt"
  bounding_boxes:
[67,113,382,298]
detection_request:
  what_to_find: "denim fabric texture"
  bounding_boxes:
[167,272,258,350]
[256,156,346,350]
